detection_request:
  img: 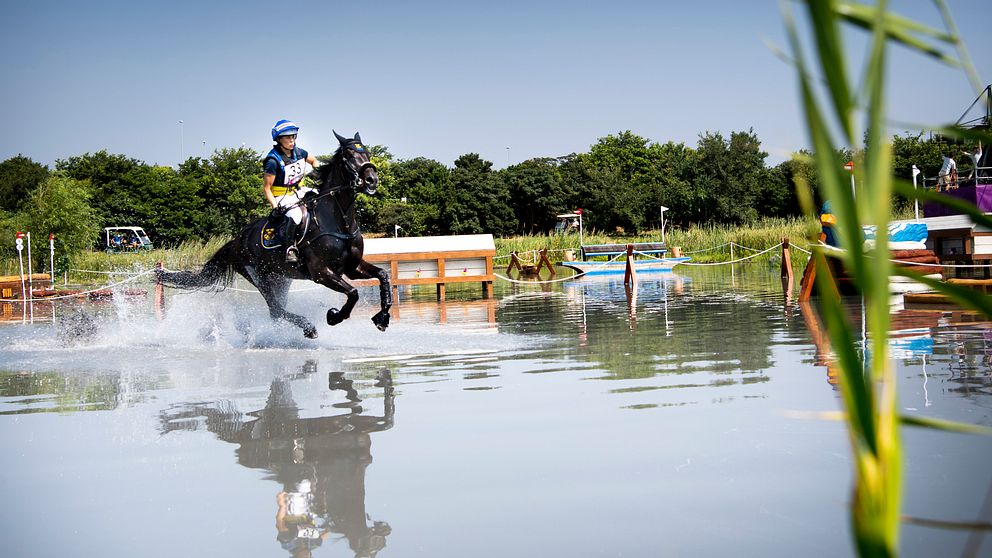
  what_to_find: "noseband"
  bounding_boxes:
[342,156,378,191]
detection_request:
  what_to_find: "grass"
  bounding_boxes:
[497,216,819,269]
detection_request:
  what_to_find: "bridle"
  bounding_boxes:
[296,146,378,243]
[340,144,378,193]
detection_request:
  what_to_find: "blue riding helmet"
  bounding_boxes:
[271,119,300,141]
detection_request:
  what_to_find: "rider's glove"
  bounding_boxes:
[270,205,288,219]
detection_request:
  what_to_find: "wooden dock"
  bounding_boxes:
[353,234,495,300]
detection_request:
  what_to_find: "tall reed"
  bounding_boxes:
[782,1,990,556]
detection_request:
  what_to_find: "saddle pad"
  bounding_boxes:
[261,221,283,250]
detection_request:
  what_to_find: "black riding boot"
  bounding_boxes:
[283,218,299,263]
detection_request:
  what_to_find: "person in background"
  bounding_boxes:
[263,119,318,263]
[938,154,957,191]
[964,142,983,184]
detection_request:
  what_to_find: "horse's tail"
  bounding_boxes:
[156,239,238,290]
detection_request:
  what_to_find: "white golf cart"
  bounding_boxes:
[104,226,153,253]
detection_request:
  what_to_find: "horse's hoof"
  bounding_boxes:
[372,311,390,331]
[303,323,318,339]
[327,308,344,326]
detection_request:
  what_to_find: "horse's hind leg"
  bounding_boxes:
[258,274,318,338]
[347,260,392,331]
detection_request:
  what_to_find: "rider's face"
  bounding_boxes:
[277,134,296,151]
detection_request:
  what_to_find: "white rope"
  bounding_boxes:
[494,252,626,284]
[682,242,731,255]
[0,269,158,302]
[891,259,992,269]
[792,245,813,255]
[677,243,784,266]
[220,283,325,294]
[68,268,145,276]
[730,242,766,253]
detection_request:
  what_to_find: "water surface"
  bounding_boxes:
[1,266,990,557]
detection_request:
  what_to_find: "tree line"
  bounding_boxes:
[0,129,970,269]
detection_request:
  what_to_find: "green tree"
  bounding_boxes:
[139,166,203,245]
[649,141,698,228]
[354,145,396,233]
[765,155,815,218]
[389,157,448,235]
[582,132,659,232]
[439,154,515,235]
[891,132,953,185]
[0,155,49,213]
[25,174,100,272]
[55,150,148,229]
[557,153,618,233]
[204,147,265,233]
[694,129,769,224]
[503,157,566,233]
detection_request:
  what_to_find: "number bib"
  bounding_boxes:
[283,159,312,186]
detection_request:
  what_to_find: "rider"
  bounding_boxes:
[264,119,319,263]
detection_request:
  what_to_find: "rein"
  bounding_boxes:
[299,156,369,245]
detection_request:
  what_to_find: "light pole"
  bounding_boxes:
[844,160,855,197]
[912,164,921,222]
[178,120,184,162]
[576,208,583,248]
[505,146,510,167]
[659,206,669,244]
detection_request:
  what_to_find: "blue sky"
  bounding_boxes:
[2,0,989,168]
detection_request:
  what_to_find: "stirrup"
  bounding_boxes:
[286,246,299,263]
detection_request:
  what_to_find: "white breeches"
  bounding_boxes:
[276,187,315,224]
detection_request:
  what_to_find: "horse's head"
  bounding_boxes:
[330,130,379,195]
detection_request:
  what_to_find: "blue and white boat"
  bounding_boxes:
[558,242,690,275]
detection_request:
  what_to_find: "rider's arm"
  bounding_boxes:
[306,154,317,167]
[263,173,278,208]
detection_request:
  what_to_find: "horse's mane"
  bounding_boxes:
[313,147,343,187]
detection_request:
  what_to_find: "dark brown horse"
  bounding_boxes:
[157,132,391,338]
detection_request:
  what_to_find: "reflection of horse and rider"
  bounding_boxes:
[159,365,394,557]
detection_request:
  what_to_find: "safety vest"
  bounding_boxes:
[264,147,311,196]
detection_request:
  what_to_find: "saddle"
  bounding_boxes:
[261,210,310,250]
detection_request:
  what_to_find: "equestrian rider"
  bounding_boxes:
[264,119,318,263]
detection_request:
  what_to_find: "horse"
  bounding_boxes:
[157,131,391,339]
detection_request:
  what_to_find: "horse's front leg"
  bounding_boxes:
[311,267,361,326]
[347,259,392,331]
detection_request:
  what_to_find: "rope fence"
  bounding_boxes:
[7,238,992,298]
[0,268,158,303]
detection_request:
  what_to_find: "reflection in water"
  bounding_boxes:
[160,362,393,557]
[800,296,992,402]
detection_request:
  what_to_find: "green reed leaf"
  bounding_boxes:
[835,2,959,65]
[901,415,992,435]
[893,268,992,318]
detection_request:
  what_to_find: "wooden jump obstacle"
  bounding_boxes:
[354,234,496,300]
[506,249,555,278]
[0,273,52,299]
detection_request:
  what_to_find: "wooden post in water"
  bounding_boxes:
[623,244,636,287]
[538,248,556,277]
[155,261,165,320]
[506,251,522,275]
[781,237,793,300]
